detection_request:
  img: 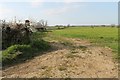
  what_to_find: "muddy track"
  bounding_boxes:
[2,38,118,78]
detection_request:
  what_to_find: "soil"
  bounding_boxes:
[2,38,118,78]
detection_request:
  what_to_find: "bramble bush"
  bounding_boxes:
[2,32,50,65]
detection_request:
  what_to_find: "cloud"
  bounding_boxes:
[45,7,69,15]
[0,0,118,2]
[64,0,118,2]
[44,4,79,16]
[30,0,43,8]
[0,5,14,19]
[64,0,85,3]
[0,7,13,15]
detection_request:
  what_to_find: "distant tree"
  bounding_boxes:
[55,25,60,29]
[111,24,115,27]
[0,20,6,28]
[101,25,106,27]
[67,24,70,28]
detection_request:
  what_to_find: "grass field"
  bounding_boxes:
[52,27,118,52]
[3,27,119,78]
[2,27,119,65]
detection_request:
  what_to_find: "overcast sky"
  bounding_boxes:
[0,0,119,25]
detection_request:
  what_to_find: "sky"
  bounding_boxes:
[0,0,119,25]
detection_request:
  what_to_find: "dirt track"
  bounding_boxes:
[2,38,118,78]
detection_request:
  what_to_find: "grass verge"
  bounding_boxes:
[52,27,118,58]
[2,32,50,66]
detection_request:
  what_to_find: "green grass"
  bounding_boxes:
[2,32,50,65]
[52,27,118,52]
[52,26,119,59]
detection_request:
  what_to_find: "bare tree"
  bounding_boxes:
[36,19,47,31]
[0,20,6,28]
